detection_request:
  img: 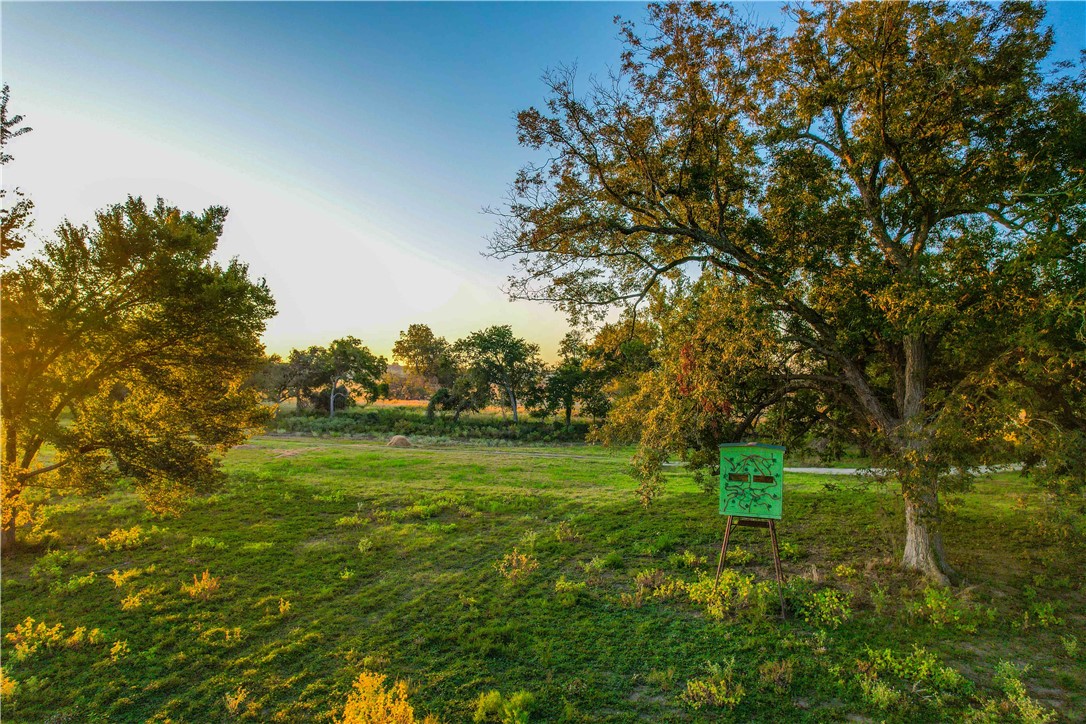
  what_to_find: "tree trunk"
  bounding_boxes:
[508,387,519,424]
[2,428,18,555]
[901,489,954,586]
[0,517,14,556]
[565,401,572,427]
[329,376,337,418]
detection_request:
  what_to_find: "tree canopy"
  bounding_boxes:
[1,197,276,551]
[490,1,1085,582]
[392,324,456,388]
[275,338,387,417]
[1,83,34,260]
[454,326,544,424]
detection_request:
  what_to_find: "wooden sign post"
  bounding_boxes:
[714,443,786,617]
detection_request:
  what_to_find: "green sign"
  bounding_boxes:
[719,443,785,520]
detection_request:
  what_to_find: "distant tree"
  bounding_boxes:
[0,197,276,552]
[455,326,544,424]
[489,2,1084,582]
[382,365,433,401]
[284,346,323,411]
[296,337,387,418]
[537,332,592,427]
[393,324,456,387]
[249,354,292,406]
[426,369,492,422]
[1,84,34,259]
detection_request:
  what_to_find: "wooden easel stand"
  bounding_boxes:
[714,515,786,618]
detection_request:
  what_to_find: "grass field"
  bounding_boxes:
[1,438,1083,722]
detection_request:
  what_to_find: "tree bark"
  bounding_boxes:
[0,517,14,556]
[902,490,954,586]
[2,427,18,555]
[329,376,338,418]
[508,387,519,424]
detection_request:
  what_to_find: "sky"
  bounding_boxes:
[2,1,1084,361]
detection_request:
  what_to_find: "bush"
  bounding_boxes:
[473,689,535,724]
[96,525,145,552]
[271,407,591,443]
[495,549,539,582]
[680,659,745,710]
[798,588,853,629]
[855,645,973,711]
[181,570,220,600]
[337,670,440,724]
[686,571,775,620]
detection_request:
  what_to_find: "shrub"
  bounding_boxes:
[554,521,579,543]
[798,588,853,629]
[49,571,96,595]
[337,671,440,724]
[225,686,248,716]
[668,550,707,568]
[554,576,587,606]
[4,618,104,661]
[96,525,145,551]
[109,640,130,662]
[29,549,73,581]
[680,659,745,710]
[1028,601,1064,629]
[473,689,535,724]
[758,659,794,693]
[966,661,1056,724]
[686,571,774,620]
[108,567,149,588]
[778,541,802,560]
[0,668,16,700]
[646,667,677,691]
[910,585,976,632]
[495,549,539,582]
[190,536,227,550]
[856,645,972,711]
[633,568,666,594]
[337,515,366,527]
[725,545,754,565]
[181,570,220,600]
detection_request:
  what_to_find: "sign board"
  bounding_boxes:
[719,443,784,520]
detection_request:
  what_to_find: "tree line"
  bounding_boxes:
[251,322,640,427]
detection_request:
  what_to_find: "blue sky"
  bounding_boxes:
[3,1,1083,359]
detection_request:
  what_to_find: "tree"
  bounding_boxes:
[536,331,595,427]
[490,2,1085,583]
[286,338,387,417]
[392,324,455,387]
[322,336,387,417]
[1,197,276,552]
[1,84,34,259]
[454,326,543,424]
[425,368,492,422]
[382,365,433,401]
[249,354,292,407]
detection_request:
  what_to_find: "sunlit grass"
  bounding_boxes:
[1,439,1082,722]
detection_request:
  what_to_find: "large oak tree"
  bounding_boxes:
[489,2,1084,582]
[1,197,276,552]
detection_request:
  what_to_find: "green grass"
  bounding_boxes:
[1,438,1083,722]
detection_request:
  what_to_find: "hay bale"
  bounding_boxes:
[387,435,412,448]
